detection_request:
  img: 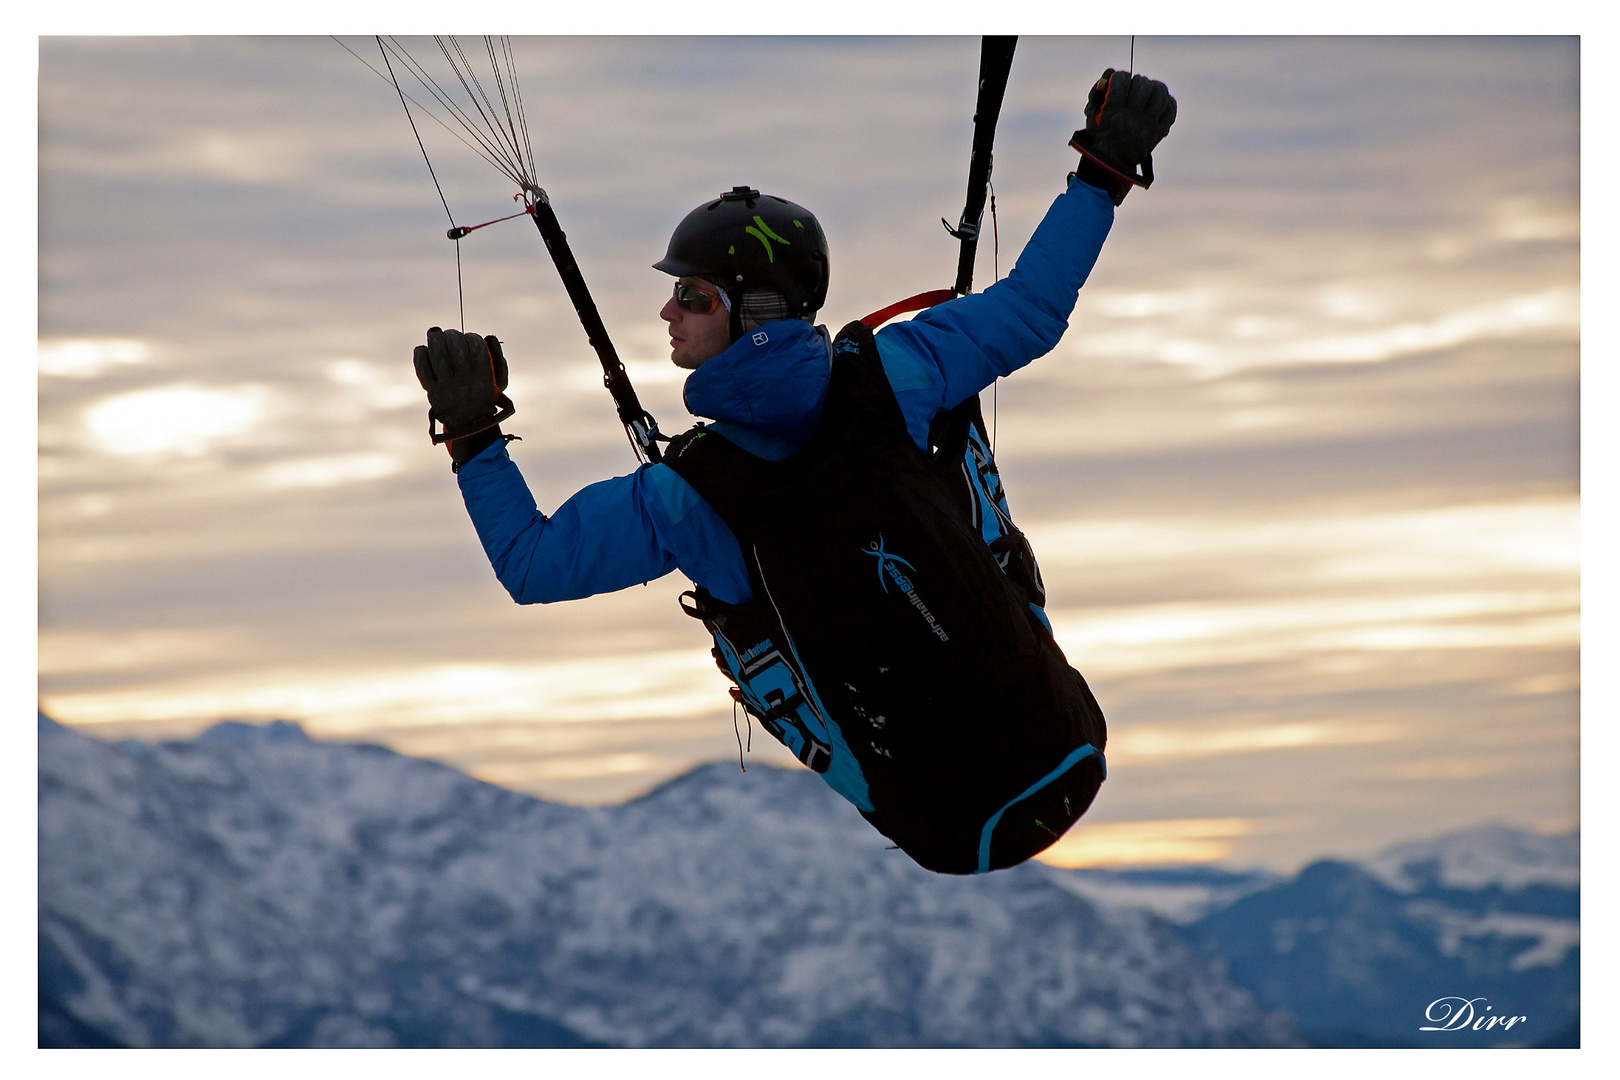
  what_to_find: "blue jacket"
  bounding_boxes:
[457,176,1114,607]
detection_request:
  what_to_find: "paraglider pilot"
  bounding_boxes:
[412,70,1177,874]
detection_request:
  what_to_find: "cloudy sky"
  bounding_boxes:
[36,34,1584,873]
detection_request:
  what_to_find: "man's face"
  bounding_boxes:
[661,277,732,370]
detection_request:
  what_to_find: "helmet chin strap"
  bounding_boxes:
[727,288,745,344]
[696,275,746,345]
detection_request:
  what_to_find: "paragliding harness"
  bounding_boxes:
[666,321,1107,875]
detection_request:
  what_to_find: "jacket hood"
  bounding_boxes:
[682,319,832,446]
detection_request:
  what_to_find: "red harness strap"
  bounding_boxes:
[859,288,957,329]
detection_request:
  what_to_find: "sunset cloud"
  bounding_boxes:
[255,452,403,489]
[82,384,276,458]
[1037,818,1258,868]
[39,338,153,379]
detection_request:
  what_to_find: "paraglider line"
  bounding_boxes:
[378,37,456,229]
[454,238,465,331]
[332,37,504,177]
[377,36,466,329]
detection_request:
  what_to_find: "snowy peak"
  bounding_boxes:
[191,719,314,746]
[1364,825,1578,892]
[1186,840,1579,1047]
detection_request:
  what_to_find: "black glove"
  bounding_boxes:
[413,327,515,463]
[1070,69,1177,205]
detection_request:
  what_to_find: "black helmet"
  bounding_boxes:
[654,186,830,317]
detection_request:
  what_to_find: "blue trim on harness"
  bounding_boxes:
[975,743,1103,874]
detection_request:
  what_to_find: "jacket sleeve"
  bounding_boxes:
[874,175,1114,450]
[455,441,753,606]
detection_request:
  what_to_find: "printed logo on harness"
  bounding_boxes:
[740,639,776,664]
[752,331,769,346]
[670,430,707,460]
[863,535,950,642]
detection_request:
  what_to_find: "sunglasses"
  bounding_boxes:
[673,281,727,316]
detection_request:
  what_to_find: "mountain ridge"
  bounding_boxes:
[41,715,1576,1048]
[40,714,1295,1048]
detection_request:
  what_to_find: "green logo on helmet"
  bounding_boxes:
[744,216,791,263]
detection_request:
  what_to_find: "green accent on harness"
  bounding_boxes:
[793,219,803,228]
[975,744,1102,874]
[728,245,735,255]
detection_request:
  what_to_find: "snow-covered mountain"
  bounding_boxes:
[39,714,1296,1048]
[1185,829,1579,1047]
[1364,825,1579,893]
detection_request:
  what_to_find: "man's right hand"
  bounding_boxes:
[412,327,515,460]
